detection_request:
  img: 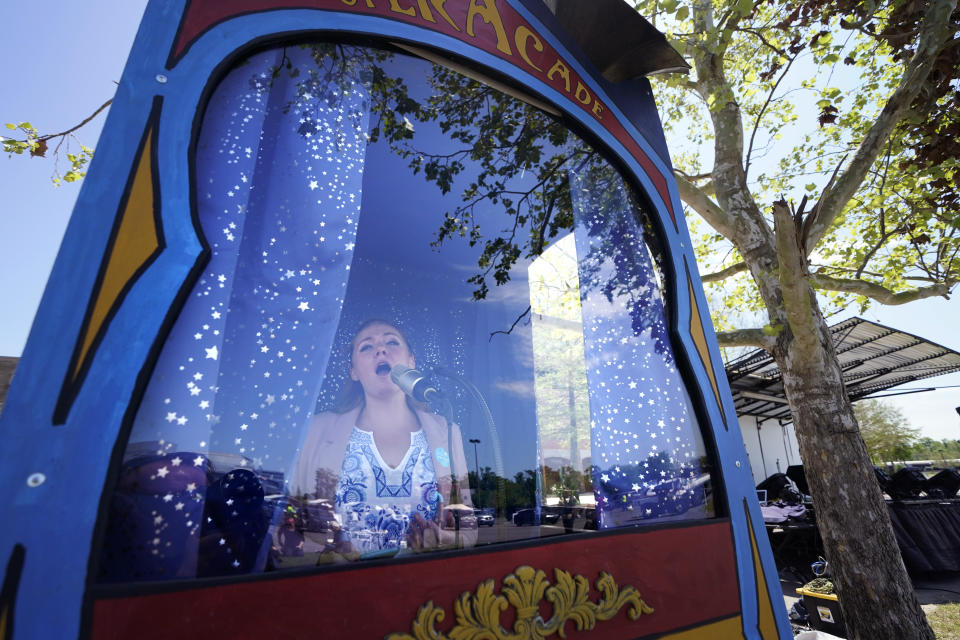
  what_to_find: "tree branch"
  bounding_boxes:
[745,54,797,179]
[855,147,895,278]
[36,99,113,143]
[809,272,954,305]
[715,328,774,349]
[734,26,786,56]
[806,0,959,250]
[674,172,737,240]
[674,168,712,182]
[701,261,748,283]
[773,199,819,358]
[489,306,531,341]
[690,0,781,320]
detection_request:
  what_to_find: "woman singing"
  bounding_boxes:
[292,319,474,555]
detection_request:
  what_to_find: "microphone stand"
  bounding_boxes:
[430,394,461,547]
[431,368,506,522]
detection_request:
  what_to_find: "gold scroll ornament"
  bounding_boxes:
[388,565,654,640]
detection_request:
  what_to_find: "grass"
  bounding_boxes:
[928,603,960,639]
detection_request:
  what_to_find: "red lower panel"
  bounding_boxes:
[90,521,740,639]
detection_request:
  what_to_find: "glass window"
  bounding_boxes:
[97,41,716,583]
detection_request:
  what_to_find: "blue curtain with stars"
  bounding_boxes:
[99,46,370,581]
[568,158,709,529]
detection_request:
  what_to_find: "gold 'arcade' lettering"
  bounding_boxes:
[514,25,543,72]
[336,0,605,121]
[547,59,571,93]
[389,0,444,24]
[466,0,512,55]
[574,81,591,105]
[427,0,460,30]
[389,0,416,17]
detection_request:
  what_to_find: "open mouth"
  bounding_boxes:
[375,362,391,376]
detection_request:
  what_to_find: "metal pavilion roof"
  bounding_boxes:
[725,317,960,422]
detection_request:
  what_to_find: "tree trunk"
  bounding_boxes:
[774,311,934,639]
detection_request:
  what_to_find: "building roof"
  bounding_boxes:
[725,317,960,422]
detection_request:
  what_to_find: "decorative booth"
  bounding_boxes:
[0,1,788,638]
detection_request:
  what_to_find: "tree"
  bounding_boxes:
[633,1,959,637]
[906,436,960,462]
[854,398,919,463]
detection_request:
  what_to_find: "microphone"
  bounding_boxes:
[390,364,443,403]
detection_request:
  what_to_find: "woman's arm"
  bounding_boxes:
[445,419,478,547]
[290,411,353,500]
[414,415,478,550]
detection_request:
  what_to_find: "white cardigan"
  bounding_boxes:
[291,406,473,511]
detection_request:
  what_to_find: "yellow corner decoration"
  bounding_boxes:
[745,501,781,638]
[388,565,654,640]
[656,615,744,639]
[72,126,160,382]
[53,103,164,424]
[686,265,726,428]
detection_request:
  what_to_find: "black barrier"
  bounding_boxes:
[926,469,960,499]
[889,468,929,501]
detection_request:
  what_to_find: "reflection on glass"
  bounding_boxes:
[98,41,715,584]
[567,158,712,527]
[530,235,592,529]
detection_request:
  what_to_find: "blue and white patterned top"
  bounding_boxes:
[335,427,441,553]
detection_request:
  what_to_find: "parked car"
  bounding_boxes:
[304,499,337,532]
[441,504,476,530]
[474,509,495,526]
[512,508,560,526]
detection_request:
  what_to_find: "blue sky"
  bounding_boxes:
[2,0,958,441]
[1,1,147,350]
